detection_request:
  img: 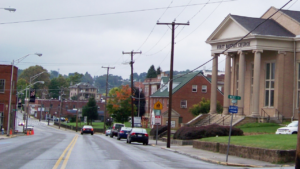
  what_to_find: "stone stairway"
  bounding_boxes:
[193,114,245,127]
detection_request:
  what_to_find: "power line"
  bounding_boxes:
[0,0,236,25]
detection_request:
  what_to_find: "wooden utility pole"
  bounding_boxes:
[102,66,115,133]
[122,51,142,128]
[157,21,189,148]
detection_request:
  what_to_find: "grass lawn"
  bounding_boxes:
[200,134,297,150]
[235,122,282,134]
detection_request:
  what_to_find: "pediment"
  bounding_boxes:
[206,15,249,43]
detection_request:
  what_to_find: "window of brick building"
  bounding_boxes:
[201,85,207,93]
[192,85,197,92]
[0,79,5,93]
[180,100,187,108]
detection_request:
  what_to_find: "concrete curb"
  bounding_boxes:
[159,147,294,168]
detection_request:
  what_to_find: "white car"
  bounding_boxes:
[105,129,111,136]
[275,121,298,134]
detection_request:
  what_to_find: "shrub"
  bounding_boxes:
[150,125,168,136]
[173,124,243,140]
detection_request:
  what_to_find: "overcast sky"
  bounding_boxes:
[0,0,298,79]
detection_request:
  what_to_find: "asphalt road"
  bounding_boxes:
[0,115,240,169]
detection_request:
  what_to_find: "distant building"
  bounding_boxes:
[69,82,98,101]
[142,72,168,117]
[150,72,224,128]
[0,64,18,132]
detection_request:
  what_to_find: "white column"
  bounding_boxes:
[237,50,246,115]
[209,53,219,114]
[252,50,263,116]
[222,53,231,115]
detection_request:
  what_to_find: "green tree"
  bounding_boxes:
[189,97,223,116]
[82,97,98,125]
[146,65,157,78]
[49,75,68,99]
[18,65,50,98]
[49,70,59,80]
[156,67,161,75]
[107,85,135,123]
[67,72,83,85]
[17,78,28,104]
[81,72,93,84]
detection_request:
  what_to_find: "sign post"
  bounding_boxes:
[153,101,162,145]
[226,95,240,163]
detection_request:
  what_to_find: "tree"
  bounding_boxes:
[81,72,93,84]
[49,70,59,80]
[156,67,161,75]
[18,65,50,98]
[189,97,223,116]
[67,72,83,85]
[82,97,98,125]
[48,75,68,99]
[146,65,157,78]
[107,85,136,123]
[17,78,28,104]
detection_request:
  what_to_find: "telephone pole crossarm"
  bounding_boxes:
[102,66,115,133]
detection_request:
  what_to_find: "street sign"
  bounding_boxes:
[229,105,238,113]
[155,115,161,125]
[231,99,237,104]
[154,101,163,110]
[228,95,241,100]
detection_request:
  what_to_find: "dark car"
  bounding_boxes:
[110,123,125,138]
[127,128,149,145]
[117,127,132,140]
[81,125,94,135]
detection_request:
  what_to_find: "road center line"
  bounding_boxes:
[52,135,77,169]
[60,135,78,169]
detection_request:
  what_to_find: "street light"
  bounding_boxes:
[7,53,42,136]
[0,7,16,12]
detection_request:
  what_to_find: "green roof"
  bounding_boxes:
[161,77,169,83]
[151,72,201,97]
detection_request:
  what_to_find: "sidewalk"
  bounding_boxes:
[148,139,295,168]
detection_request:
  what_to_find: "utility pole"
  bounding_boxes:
[102,66,115,133]
[138,79,141,117]
[75,95,79,132]
[157,21,189,148]
[122,51,142,128]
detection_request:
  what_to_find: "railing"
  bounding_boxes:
[261,108,270,122]
[275,109,283,123]
[215,115,231,126]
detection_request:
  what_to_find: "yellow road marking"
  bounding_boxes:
[52,135,78,169]
[61,135,78,169]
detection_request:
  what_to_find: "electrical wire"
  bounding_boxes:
[0,0,237,25]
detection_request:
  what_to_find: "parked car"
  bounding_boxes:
[110,123,125,138]
[275,121,298,134]
[127,128,149,145]
[117,127,132,140]
[24,125,34,132]
[105,128,111,136]
[81,125,94,135]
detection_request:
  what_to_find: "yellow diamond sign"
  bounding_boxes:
[154,101,162,110]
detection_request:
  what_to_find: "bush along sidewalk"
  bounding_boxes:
[173,124,243,140]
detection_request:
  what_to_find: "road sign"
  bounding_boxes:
[231,99,237,104]
[155,116,161,125]
[154,101,163,110]
[228,95,241,100]
[228,105,238,113]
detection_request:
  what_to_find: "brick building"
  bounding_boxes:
[150,72,224,128]
[32,98,106,121]
[0,64,18,132]
[142,72,168,117]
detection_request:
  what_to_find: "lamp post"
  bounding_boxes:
[7,53,42,136]
[24,80,44,130]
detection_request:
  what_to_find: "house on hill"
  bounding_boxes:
[150,72,224,128]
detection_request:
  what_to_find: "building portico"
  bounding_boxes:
[206,7,300,119]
